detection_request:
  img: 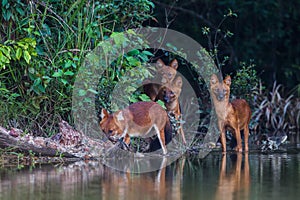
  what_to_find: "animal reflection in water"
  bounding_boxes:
[215,153,250,200]
[101,157,185,200]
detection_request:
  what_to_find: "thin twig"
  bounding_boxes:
[31,0,76,35]
[153,0,236,64]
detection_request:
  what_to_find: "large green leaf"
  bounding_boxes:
[16,48,22,60]
[23,50,31,64]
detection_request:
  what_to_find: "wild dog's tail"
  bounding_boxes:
[148,117,173,152]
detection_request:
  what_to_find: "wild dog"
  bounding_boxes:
[100,101,172,154]
[210,74,251,152]
[143,59,179,101]
[156,76,186,144]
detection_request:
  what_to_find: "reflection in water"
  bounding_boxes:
[0,152,299,200]
[101,157,185,200]
[0,161,105,200]
[0,157,185,200]
[215,153,250,200]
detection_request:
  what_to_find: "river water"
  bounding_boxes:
[0,151,299,200]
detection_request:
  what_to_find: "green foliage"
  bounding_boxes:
[0,0,154,136]
[200,8,237,70]
[1,0,25,22]
[0,38,38,101]
[0,38,37,69]
[230,61,259,104]
[95,31,154,112]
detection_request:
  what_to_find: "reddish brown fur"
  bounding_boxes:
[210,74,251,152]
[100,101,170,154]
[128,102,153,126]
[156,76,186,144]
[144,59,178,101]
[143,83,161,102]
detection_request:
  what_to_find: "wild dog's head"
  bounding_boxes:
[157,76,183,104]
[100,109,124,143]
[156,59,178,84]
[210,74,231,101]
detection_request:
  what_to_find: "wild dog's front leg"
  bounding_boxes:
[155,126,167,154]
[117,134,131,151]
[244,125,250,152]
[218,121,227,153]
[123,134,131,145]
[119,128,131,150]
[233,126,242,152]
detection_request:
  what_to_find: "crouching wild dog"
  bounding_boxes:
[100,101,172,154]
[156,76,187,144]
[210,74,251,152]
[143,59,179,101]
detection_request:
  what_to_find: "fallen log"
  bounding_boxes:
[0,120,112,161]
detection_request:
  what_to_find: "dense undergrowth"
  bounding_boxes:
[0,0,155,137]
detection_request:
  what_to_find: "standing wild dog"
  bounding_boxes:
[143,59,179,101]
[100,101,172,154]
[210,74,251,152]
[156,76,186,144]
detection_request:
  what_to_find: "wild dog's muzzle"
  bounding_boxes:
[163,91,175,103]
[164,95,170,103]
[215,89,226,101]
[106,130,120,143]
[108,136,119,143]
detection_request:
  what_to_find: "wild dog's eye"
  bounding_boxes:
[108,130,113,134]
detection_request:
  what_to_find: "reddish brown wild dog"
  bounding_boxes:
[143,59,179,101]
[156,76,186,144]
[210,74,251,152]
[100,101,172,154]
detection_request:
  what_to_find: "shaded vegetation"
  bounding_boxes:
[0,0,154,136]
[252,82,300,143]
[153,0,300,93]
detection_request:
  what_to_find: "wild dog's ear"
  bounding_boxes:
[156,59,165,68]
[224,75,231,86]
[174,76,183,88]
[100,108,109,120]
[170,59,178,70]
[115,111,124,121]
[210,74,218,85]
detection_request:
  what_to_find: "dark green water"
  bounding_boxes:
[0,152,299,200]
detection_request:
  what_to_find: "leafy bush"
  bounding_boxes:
[230,61,259,104]
[0,0,155,136]
[94,31,154,112]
